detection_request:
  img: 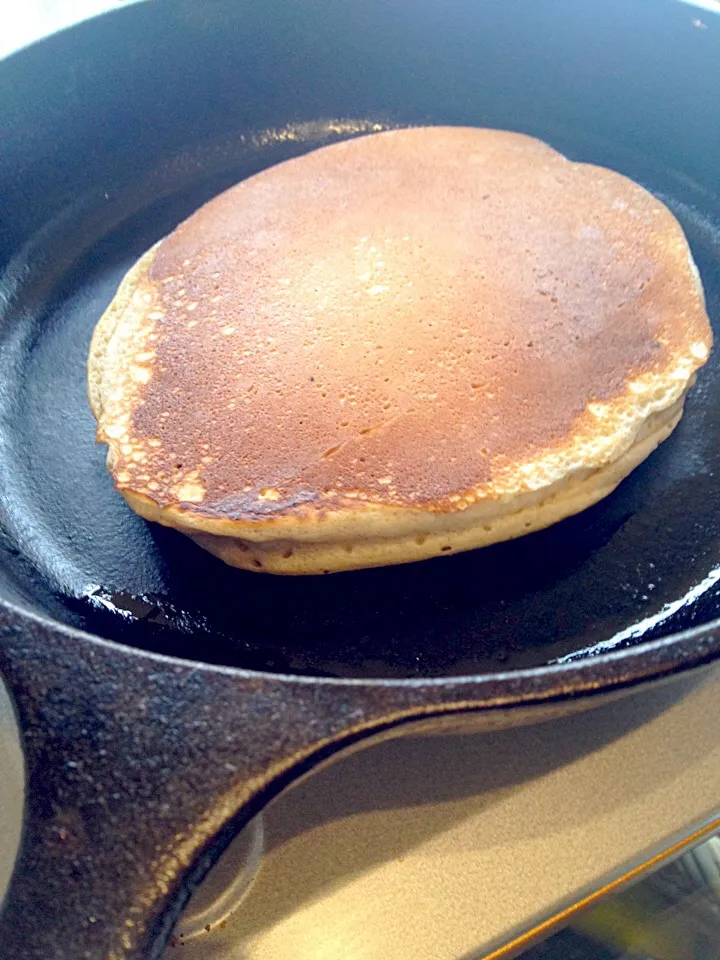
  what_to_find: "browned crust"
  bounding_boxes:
[90,127,712,540]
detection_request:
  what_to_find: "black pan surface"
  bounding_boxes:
[0,123,719,680]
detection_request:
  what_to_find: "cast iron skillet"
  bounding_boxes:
[1,1,720,957]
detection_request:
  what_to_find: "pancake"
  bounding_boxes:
[88,126,712,574]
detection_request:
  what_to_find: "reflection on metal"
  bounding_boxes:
[679,0,720,16]
[178,815,264,943]
[487,816,720,959]
[0,673,24,910]
[554,564,720,662]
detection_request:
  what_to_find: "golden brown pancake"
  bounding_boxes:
[88,127,712,574]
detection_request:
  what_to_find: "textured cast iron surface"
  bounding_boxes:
[1,0,720,958]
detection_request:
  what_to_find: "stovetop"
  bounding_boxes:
[161,665,720,959]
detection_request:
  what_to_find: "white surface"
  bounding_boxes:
[0,0,137,58]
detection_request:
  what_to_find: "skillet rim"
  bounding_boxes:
[1,591,718,699]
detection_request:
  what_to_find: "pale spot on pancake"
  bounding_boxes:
[135,351,155,363]
[116,471,131,484]
[104,423,127,440]
[278,278,291,286]
[587,402,609,418]
[378,477,393,485]
[691,341,709,360]
[187,320,198,328]
[258,488,281,502]
[221,326,236,336]
[210,294,223,303]
[186,302,198,312]
[175,481,206,503]
[367,285,389,296]
[147,311,165,320]
[147,438,162,447]
[131,366,151,384]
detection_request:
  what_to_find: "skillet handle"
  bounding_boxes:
[0,608,475,960]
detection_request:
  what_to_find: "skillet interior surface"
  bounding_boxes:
[1,0,720,681]
[0,123,718,681]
